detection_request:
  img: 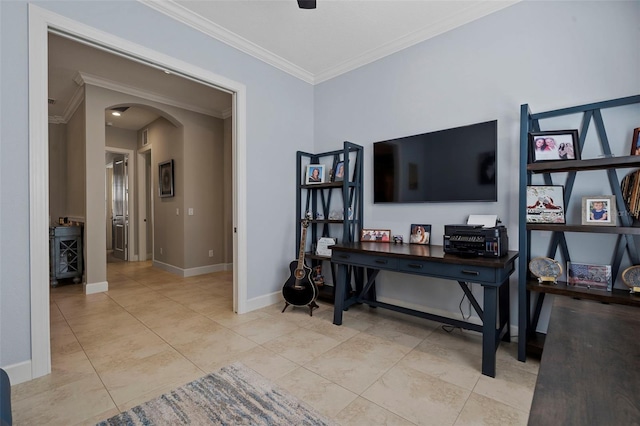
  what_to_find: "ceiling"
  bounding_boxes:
[48,0,517,130]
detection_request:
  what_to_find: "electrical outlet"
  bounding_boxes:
[188,208,194,216]
[209,250,214,257]
[176,208,179,215]
[160,247,163,255]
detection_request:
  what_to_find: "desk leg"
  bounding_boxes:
[333,263,347,325]
[482,285,498,378]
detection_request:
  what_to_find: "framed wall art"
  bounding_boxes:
[529,130,579,163]
[158,159,174,198]
[305,164,325,184]
[582,195,616,226]
[526,185,565,224]
[360,229,391,242]
[409,224,431,245]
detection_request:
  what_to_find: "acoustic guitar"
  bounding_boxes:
[282,217,319,316]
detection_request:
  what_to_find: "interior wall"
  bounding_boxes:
[223,117,233,264]
[48,123,68,224]
[313,0,640,333]
[66,100,86,220]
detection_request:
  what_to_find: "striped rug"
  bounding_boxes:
[97,363,336,425]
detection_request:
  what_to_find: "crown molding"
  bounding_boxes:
[141,0,315,84]
[75,71,224,118]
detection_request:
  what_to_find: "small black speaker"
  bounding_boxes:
[297,0,316,9]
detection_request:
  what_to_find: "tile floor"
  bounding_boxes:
[11,260,539,425]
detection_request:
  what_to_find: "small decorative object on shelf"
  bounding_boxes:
[528,257,562,284]
[567,262,612,291]
[528,130,580,162]
[526,185,566,224]
[328,210,343,220]
[621,265,640,293]
[332,161,345,182]
[581,195,617,226]
[409,224,431,245]
[629,127,640,155]
[312,265,324,287]
[315,212,324,220]
[392,235,403,244]
[621,170,640,220]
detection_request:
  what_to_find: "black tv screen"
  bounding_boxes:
[373,120,497,203]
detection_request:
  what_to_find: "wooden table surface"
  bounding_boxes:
[528,296,640,425]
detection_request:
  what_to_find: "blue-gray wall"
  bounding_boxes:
[314,1,640,328]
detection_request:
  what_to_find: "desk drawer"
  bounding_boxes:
[332,252,398,270]
[398,259,496,283]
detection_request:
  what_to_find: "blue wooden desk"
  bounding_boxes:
[330,242,518,377]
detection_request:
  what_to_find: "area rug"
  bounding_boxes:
[97,362,336,425]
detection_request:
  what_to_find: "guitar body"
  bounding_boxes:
[282,261,317,307]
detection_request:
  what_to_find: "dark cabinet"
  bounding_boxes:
[49,225,83,286]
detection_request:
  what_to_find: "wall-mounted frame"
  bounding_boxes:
[630,127,640,155]
[305,164,325,184]
[360,229,391,242]
[526,185,565,224]
[159,159,174,198]
[528,129,580,163]
[582,195,616,226]
[142,128,149,146]
[409,224,431,245]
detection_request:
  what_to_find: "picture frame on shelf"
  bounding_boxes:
[316,237,337,257]
[630,127,640,156]
[158,159,174,198]
[305,164,325,184]
[409,224,431,245]
[526,185,565,224]
[567,262,612,291]
[528,130,580,163]
[582,195,616,226]
[360,229,391,242]
[332,161,345,182]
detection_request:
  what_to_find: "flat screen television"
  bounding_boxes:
[373,120,497,203]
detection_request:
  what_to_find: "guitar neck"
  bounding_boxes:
[297,222,308,269]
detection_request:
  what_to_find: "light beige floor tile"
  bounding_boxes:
[472,362,537,413]
[230,314,301,344]
[149,313,226,346]
[335,397,416,426]
[206,308,271,328]
[304,332,411,394]
[276,366,358,418]
[12,374,116,426]
[454,392,529,426]
[225,346,299,381]
[399,345,481,391]
[82,329,173,370]
[496,342,540,376]
[416,332,483,372]
[362,363,470,426]
[262,327,342,363]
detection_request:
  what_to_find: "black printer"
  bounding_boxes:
[443,224,508,257]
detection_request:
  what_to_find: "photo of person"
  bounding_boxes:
[529,131,579,162]
[631,127,640,156]
[360,229,391,242]
[583,196,616,226]
[333,161,345,182]
[305,164,325,184]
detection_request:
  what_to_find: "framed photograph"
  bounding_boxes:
[526,185,565,224]
[409,224,431,245]
[316,237,337,257]
[360,229,391,242]
[529,130,580,163]
[582,196,616,226]
[630,127,640,155]
[305,164,325,184]
[158,159,174,198]
[567,262,612,291]
[332,161,345,182]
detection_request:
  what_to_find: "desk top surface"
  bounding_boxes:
[529,296,640,425]
[330,242,518,269]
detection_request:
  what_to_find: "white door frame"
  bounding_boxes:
[106,147,136,261]
[28,4,248,380]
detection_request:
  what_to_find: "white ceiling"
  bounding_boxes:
[48,0,518,130]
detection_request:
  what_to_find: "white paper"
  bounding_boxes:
[467,214,497,228]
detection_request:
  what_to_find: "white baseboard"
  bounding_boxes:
[153,260,233,277]
[245,290,282,312]
[1,360,33,385]
[85,281,108,294]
